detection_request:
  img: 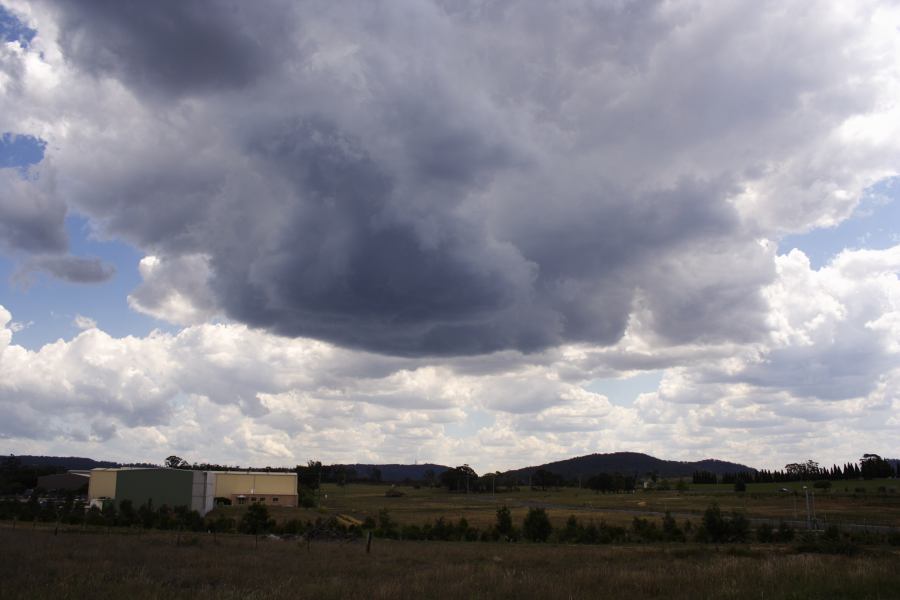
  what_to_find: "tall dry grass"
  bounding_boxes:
[1,526,898,599]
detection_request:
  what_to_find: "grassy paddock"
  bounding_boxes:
[2,526,899,599]
[209,479,900,530]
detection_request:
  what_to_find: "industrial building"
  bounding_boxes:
[36,471,90,492]
[213,471,298,507]
[88,468,297,515]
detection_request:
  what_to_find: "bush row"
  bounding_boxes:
[3,496,898,551]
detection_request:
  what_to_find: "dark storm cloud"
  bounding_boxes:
[19,255,115,283]
[0,170,67,254]
[211,117,545,355]
[0,202,66,253]
[31,1,894,356]
[208,123,758,355]
[47,0,291,96]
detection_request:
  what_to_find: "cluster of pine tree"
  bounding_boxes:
[695,455,898,485]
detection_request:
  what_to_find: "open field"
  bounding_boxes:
[688,479,899,495]
[210,479,900,531]
[3,525,899,599]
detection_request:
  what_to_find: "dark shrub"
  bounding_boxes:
[523,507,552,542]
[756,522,774,543]
[777,521,795,542]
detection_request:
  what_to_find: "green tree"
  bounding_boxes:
[164,455,188,469]
[697,503,749,543]
[860,454,894,478]
[209,513,235,534]
[85,505,105,527]
[101,500,117,528]
[756,522,774,543]
[117,499,136,527]
[522,507,552,542]
[440,465,478,492]
[662,511,684,542]
[777,521,795,542]
[531,468,563,490]
[376,508,397,537]
[495,505,513,538]
[296,460,322,490]
[239,503,273,535]
[423,469,436,487]
[138,500,156,529]
[730,511,749,542]
[699,503,729,542]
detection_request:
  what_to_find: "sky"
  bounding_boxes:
[1,1,899,473]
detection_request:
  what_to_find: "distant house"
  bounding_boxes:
[87,468,297,515]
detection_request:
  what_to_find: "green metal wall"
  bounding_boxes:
[115,469,193,509]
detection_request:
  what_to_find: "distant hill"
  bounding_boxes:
[6,453,760,481]
[336,463,449,482]
[501,452,756,482]
[7,455,120,470]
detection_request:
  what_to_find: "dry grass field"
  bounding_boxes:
[211,480,900,531]
[2,525,899,600]
[5,481,900,599]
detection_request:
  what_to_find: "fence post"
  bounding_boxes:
[366,531,372,554]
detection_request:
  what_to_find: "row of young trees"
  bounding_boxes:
[0,493,281,536]
[370,504,896,548]
[370,503,797,545]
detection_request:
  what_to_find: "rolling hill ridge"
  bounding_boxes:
[500,452,756,481]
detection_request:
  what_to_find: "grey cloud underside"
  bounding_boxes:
[36,1,890,355]
[49,0,290,96]
[19,255,115,283]
[210,118,757,355]
[0,170,67,253]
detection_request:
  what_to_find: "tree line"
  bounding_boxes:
[435,465,637,494]
[0,456,63,496]
[693,454,898,485]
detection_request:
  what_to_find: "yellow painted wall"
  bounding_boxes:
[214,473,254,496]
[214,473,296,496]
[88,469,118,500]
[251,474,296,494]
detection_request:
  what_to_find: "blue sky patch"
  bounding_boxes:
[780,177,900,269]
[1,215,176,350]
[0,5,36,47]
[585,370,663,407]
[0,132,46,169]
